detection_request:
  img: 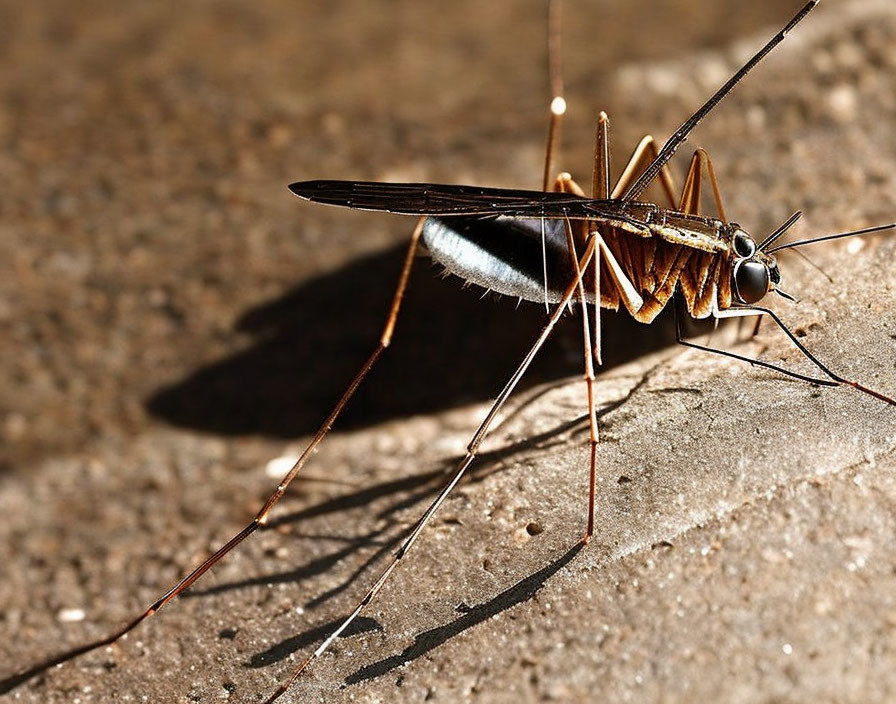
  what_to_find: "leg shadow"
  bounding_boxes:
[345,542,585,685]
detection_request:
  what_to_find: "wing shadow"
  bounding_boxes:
[146,239,679,437]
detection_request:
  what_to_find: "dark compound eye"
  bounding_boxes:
[733,230,756,258]
[768,262,781,285]
[734,260,770,304]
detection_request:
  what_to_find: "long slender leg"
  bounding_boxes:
[552,159,660,541]
[591,113,610,365]
[539,1,566,309]
[611,134,678,205]
[678,147,727,221]
[592,112,611,201]
[560,215,599,541]
[718,304,896,406]
[547,171,616,543]
[551,169,635,541]
[8,218,427,685]
[675,303,837,387]
[263,235,600,703]
[585,118,609,538]
[675,302,896,406]
[541,0,565,191]
[549,128,609,542]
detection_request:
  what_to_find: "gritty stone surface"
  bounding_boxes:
[2,1,896,703]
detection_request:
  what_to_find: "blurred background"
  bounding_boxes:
[0,0,818,473]
[2,2,895,702]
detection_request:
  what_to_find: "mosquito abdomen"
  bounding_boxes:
[422,216,594,304]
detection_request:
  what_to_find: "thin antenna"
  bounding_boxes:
[622,0,820,202]
[758,210,803,251]
[541,0,566,312]
[790,247,834,284]
[766,222,896,254]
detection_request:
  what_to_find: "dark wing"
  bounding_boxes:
[288,180,622,220]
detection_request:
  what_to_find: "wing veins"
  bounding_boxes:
[289,180,625,220]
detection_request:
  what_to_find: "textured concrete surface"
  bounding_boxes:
[2,1,896,703]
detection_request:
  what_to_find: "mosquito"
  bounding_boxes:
[5,0,894,701]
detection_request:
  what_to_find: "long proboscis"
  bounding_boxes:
[766,222,896,254]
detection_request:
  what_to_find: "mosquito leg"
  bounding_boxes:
[541,171,588,310]
[590,112,611,365]
[511,164,633,538]
[748,315,764,340]
[543,171,583,311]
[555,165,638,541]
[541,0,565,191]
[592,112,611,201]
[717,304,896,406]
[675,302,896,407]
[561,215,599,541]
[674,302,838,387]
[552,145,645,317]
[612,134,678,207]
[7,217,428,686]
[677,147,727,221]
[540,2,570,313]
[264,235,600,703]
[592,222,603,364]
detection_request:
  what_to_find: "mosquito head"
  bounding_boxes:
[727,225,781,305]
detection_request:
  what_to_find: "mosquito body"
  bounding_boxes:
[6,0,895,702]
[290,179,780,320]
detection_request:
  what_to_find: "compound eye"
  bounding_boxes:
[733,231,756,258]
[734,260,770,304]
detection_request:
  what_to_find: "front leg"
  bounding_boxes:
[676,301,896,407]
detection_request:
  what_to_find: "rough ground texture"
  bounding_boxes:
[2,1,896,703]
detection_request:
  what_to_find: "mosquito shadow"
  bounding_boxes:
[146,239,678,437]
[345,541,584,685]
[246,616,383,668]
[241,541,583,674]
[183,410,596,607]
